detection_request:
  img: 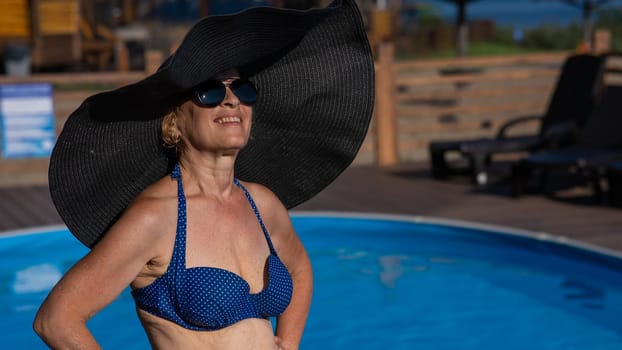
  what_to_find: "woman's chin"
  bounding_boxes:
[212,139,249,154]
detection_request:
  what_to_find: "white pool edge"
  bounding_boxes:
[291,210,622,261]
[0,224,67,238]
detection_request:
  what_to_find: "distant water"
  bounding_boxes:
[419,0,622,28]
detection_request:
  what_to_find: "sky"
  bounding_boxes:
[417,0,622,28]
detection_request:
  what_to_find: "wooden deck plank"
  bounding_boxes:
[1,165,620,254]
[297,165,622,253]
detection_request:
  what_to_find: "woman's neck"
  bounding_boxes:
[177,153,237,199]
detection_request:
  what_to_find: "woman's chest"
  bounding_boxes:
[184,203,271,290]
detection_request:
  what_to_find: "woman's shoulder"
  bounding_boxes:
[238,181,284,208]
[97,175,178,253]
[122,176,178,225]
[138,175,178,201]
[238,180,290,234]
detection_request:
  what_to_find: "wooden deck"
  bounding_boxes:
[1,163,621,253]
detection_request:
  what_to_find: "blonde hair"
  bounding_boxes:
[161,107,184,156]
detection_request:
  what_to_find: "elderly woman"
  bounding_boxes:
[33,0,373,349]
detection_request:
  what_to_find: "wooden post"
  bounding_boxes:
[593,29,611,55]
[121,0,135,24]
[372,9,392,42]
[199,0,209,17]
[116,42,130,71]
[144,49,163,74]
[375,42,398,166]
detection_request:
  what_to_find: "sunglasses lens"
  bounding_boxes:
[196,82,226,107]
[195,80,257,107]
[231,80,257,105]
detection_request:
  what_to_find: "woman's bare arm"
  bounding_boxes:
[247,183,313,350]
[33,196,171,349]
[273,219,313,350]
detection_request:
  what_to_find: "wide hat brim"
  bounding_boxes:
[49,0,374,248]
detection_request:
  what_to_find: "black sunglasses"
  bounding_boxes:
[194,79,257,107]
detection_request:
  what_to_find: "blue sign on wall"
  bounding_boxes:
[0,83,56,158]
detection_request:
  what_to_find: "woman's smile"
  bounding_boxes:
[214,116,242,125]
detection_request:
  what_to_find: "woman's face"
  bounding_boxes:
[176,69,253,156]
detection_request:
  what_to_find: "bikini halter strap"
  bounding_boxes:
[234,178,278,255]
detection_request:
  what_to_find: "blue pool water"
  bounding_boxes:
[1,213,621,349]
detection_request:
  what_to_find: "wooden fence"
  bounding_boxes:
[366,47,571,166]
[0,49,603,186]
[369,46,622,166]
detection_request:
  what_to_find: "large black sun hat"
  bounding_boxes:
[49,0,375,248]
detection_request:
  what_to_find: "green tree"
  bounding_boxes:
[535,0,614,46]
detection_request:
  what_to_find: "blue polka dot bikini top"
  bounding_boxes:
[131,164,293,331]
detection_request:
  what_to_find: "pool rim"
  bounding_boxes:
[1,211,621,262]
[293,211,622,262]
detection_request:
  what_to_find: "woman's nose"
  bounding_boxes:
[221,86,240,107]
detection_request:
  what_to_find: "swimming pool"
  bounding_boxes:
[2,213,621,349]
